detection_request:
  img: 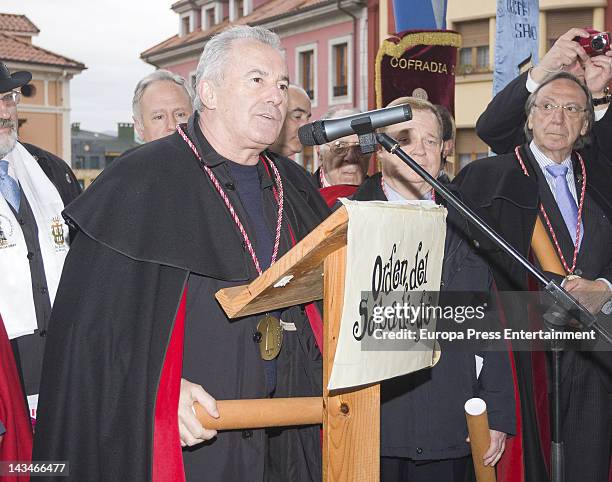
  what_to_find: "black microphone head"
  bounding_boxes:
[298,123,315,146]
[311,120,328,145]
[298,121,328,146]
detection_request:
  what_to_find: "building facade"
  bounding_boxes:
[71,122,139,189]
[0,13,85,161]
[141,0,368,172]
[142,1,611,174]
[447,0,609,174]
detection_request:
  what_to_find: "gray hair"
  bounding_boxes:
[321,106,361,120]
[132,70,194,120]
[318,107,361,152]
[194,25,282,112]
[524,71,594,150]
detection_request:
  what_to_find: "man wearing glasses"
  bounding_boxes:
[476,27,612,219]
[313,107,371,188]
[0,62,80,437]
[455,72,612,482]
[312,107,372,206]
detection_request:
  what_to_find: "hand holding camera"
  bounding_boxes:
[574,30,611,57]
[531,27,612,95]
[531,27,591,83]
[571,29,612,97]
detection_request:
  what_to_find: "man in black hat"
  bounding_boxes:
[0,62,80,432]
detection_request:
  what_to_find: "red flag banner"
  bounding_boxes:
[375,30,461,113]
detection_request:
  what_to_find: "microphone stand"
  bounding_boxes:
[376,132,612,482]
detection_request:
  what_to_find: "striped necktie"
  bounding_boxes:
[545,164,582,246]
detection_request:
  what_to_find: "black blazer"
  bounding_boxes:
[454,146,612,389]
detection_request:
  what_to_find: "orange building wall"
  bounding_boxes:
[19,79,45,105]
[48,81,61,106]
[19,80,63,107]
[18,112,65,161]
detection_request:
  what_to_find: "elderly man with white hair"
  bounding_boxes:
[313,106,372,188]
[132,69,194,143]
[33,25,328,482]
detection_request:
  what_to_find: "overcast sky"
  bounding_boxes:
[4,0,179,133]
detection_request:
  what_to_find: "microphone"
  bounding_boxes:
[298,105,412,146]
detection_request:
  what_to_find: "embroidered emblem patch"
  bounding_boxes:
[51,216,66,247]
[0,214,16,249]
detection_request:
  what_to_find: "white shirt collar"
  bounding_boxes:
[382,179,433,202]
[529,140,573,172]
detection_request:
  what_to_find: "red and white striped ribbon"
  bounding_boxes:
[514,146,585,275]
[177,125,284,275]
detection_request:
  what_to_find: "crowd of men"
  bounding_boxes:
[0,23,610,482]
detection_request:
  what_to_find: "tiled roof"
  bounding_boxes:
[0,33,85,69]
[171,0,191,9]
[142,0,330,60]
[0,13,39,34]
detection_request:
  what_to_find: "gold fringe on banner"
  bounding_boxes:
[375,31,462,108]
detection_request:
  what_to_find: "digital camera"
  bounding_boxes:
[575,31,611,57]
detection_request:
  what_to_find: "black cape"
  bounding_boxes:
[453,144,612,482]
[32,117,329,481]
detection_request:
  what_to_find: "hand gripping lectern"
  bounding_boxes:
[193,206,377,481]
[195,203,442,481]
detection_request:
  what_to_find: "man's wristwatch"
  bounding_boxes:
[592,87,612,107]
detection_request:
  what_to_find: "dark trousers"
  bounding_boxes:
[561,352,612,482]
[381,456,469,482]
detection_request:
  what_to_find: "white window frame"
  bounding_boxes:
[328,34,353,106]
[295,42,318,109]
[201,5,216,29]
[229,0,238,21]
[200,1,222,27]
[243,0,252,17]
[179,11,195,36]
[214,1,223,24]
[230,0,250,21]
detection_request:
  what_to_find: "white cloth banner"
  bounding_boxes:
[328,200,447,390]
[0,142,69,339]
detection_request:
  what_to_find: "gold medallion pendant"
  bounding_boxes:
[256,314,283,360]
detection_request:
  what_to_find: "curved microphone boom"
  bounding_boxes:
[298,105,412,146]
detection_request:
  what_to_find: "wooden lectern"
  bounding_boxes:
[194,206,380,481]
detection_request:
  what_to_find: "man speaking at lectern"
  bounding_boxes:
[33,26,328,481]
